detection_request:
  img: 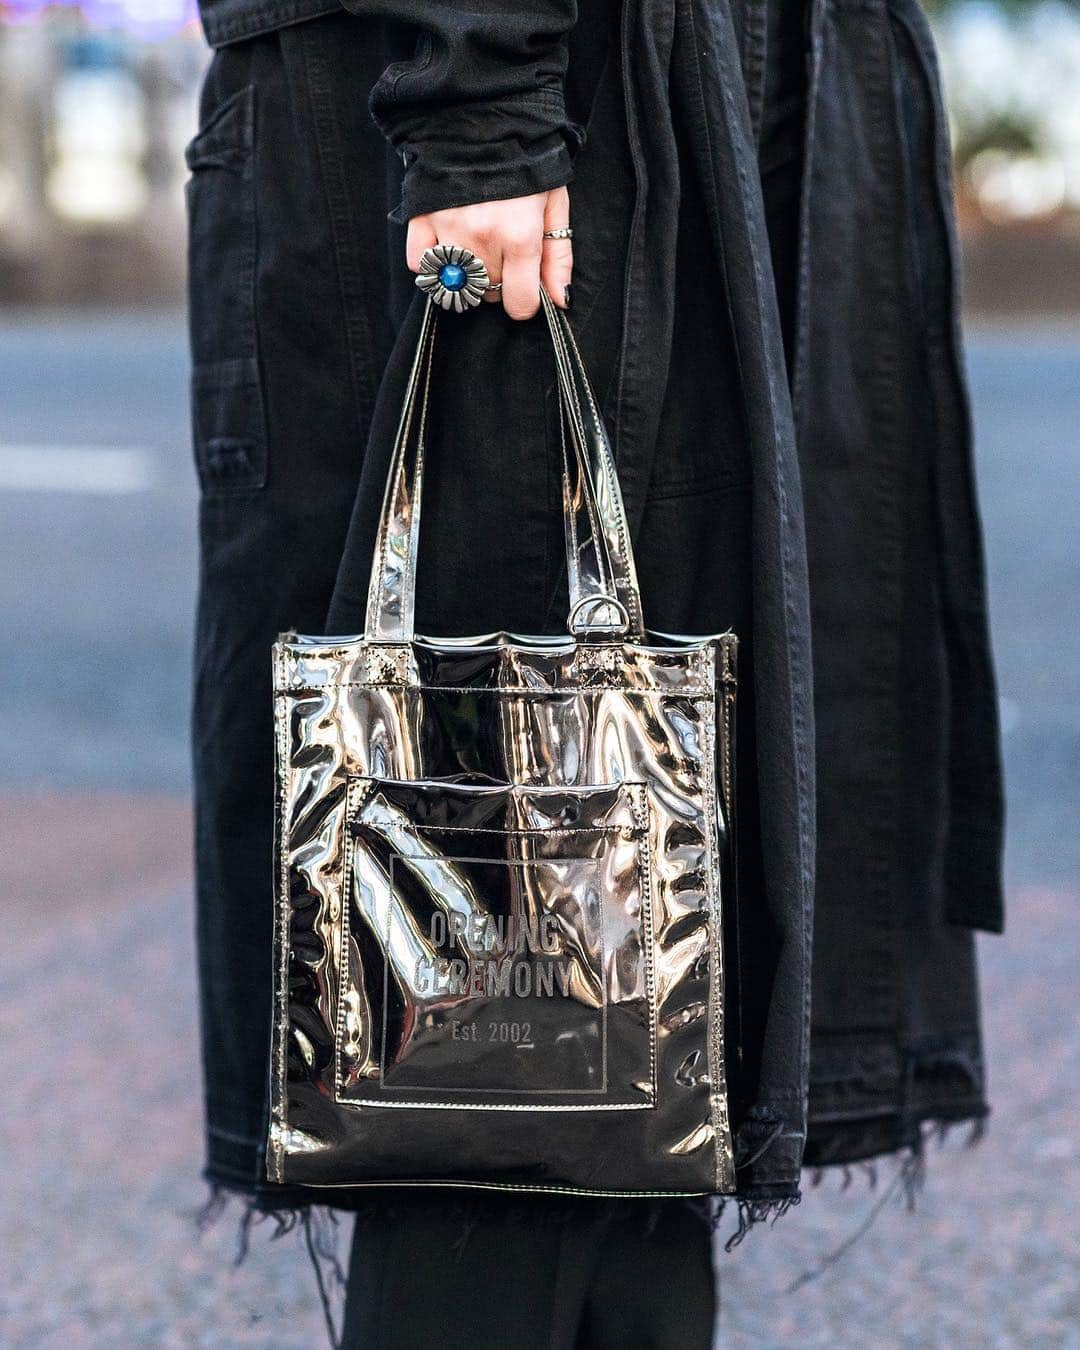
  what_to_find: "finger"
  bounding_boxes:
[406,217,438,272]
[541,237,573,309]
[541,188,573,309]
[501,234,543,321]
[475,240,504,304]
[447,223,503,304]
[544,186,570,233]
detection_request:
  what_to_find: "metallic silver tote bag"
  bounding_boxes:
[268,293,739,1196]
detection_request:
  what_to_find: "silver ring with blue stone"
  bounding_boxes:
[415,243,490,312]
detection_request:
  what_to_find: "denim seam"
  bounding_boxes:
[610,0,652,516]
[790,3,823,427]
[738,0,768,145]
[301,21,379,445]
[855,13,909,1029]
[203,0,338,46]
[189,83,268,494]
[644,473,753,503]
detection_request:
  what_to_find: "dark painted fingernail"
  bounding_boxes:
[563,284,573,310]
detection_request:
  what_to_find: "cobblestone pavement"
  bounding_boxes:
[1,319,1077,1346]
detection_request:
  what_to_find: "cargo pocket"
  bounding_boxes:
[185,83,267,494]
[336,777,657,1112]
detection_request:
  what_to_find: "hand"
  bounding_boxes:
[407,187,572,321]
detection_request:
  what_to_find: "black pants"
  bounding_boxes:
[188,4,804,1346]
[342,1195,717,1350]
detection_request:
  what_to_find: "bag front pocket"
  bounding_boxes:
[336,777,656,1111]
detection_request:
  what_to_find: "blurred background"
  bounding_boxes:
[1,2,1076,1346]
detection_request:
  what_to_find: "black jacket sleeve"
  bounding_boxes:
[337,0,582,222]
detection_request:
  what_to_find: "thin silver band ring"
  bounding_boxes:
[543,227,573,240]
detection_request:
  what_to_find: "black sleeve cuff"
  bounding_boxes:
[375,91,584,223]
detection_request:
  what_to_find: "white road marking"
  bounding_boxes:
[0,445,156,494]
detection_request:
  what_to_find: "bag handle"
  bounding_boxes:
[363,291,645,643]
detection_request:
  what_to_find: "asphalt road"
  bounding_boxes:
[0,311,1076,1348]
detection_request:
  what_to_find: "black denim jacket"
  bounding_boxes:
[188,0,1004,1210]
[200,0,585,222]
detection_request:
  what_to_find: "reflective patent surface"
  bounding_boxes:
[269,630,738,1195]
[270,294,737,1195]
[365,292,644,645]
[342,778,653,1105]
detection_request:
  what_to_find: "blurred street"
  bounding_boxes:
[0,311,1077,1346]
